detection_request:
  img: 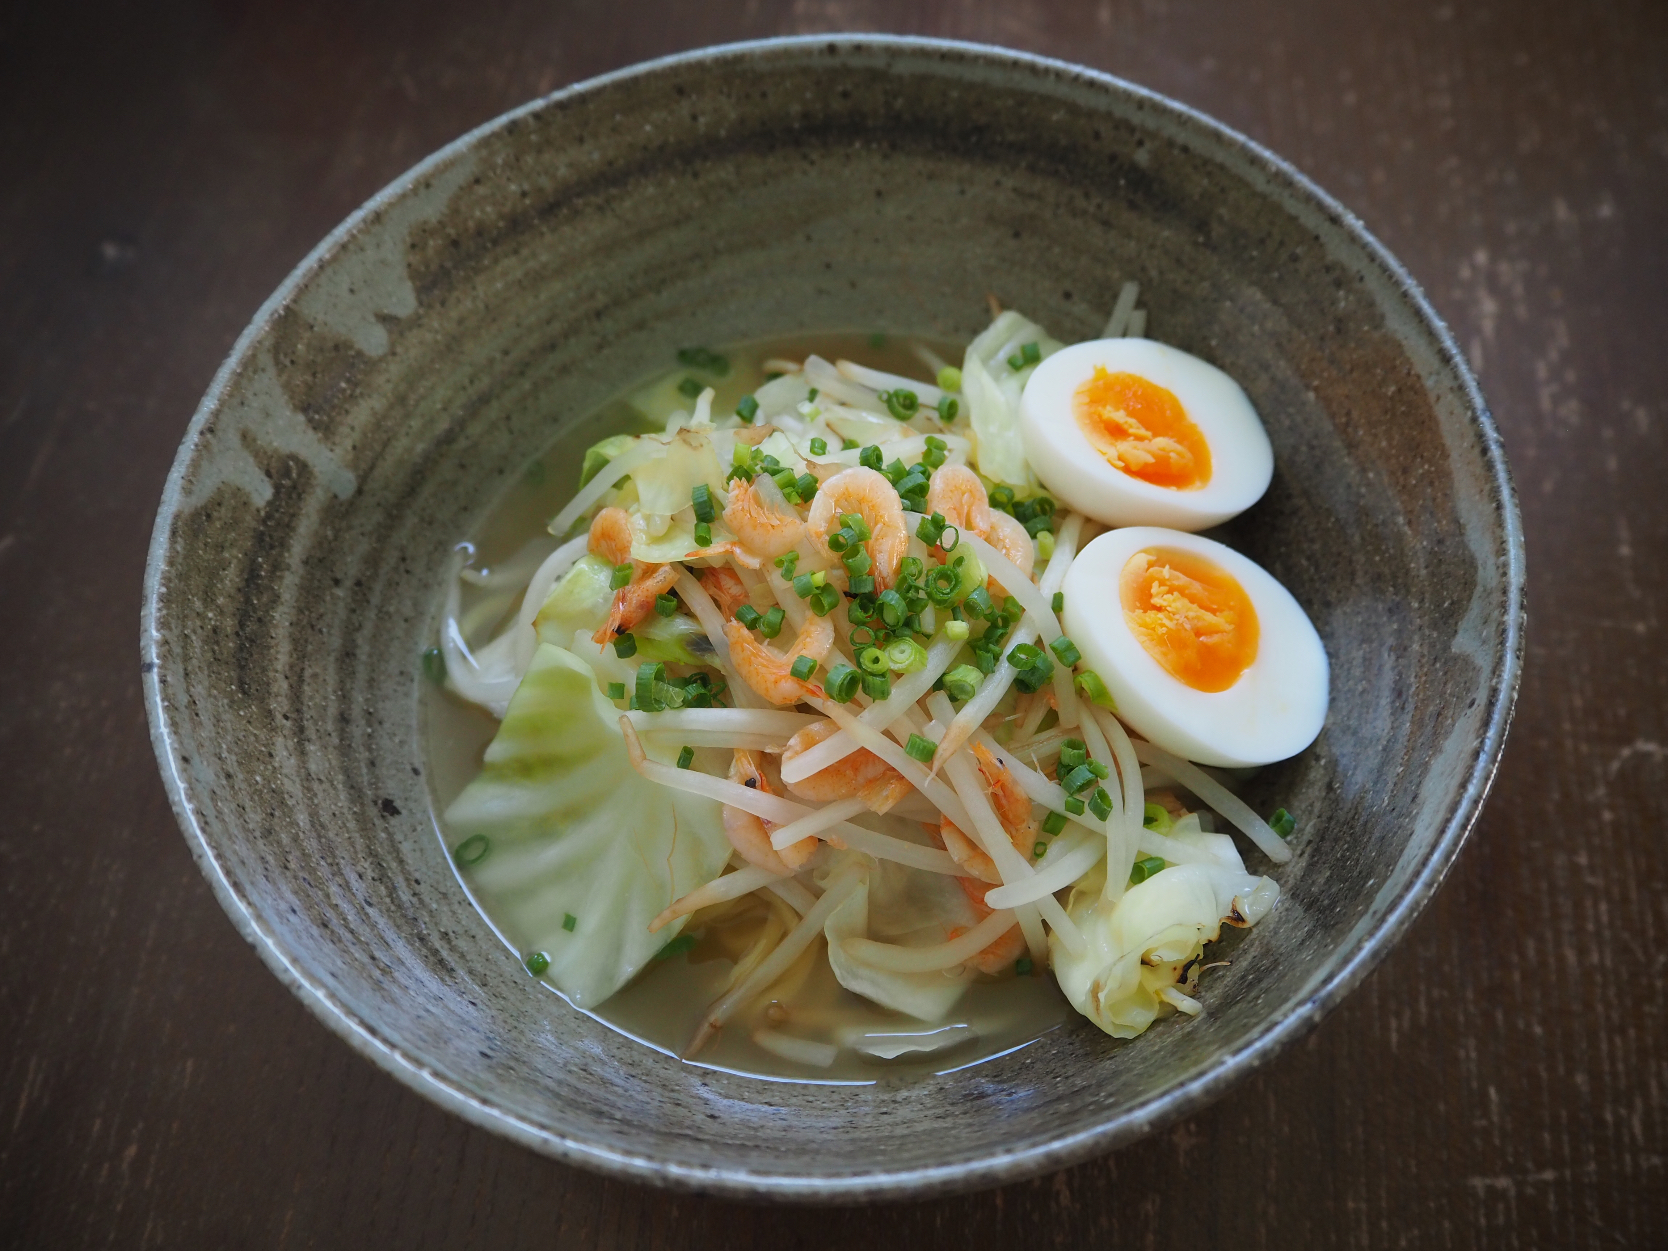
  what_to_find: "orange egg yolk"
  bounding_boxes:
[1120,548,1258,692]
[1073,367,1212,490]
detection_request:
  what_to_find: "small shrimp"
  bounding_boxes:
[587,506,635,566]
[725,750,816,873]
[723,479,807,559]
[722,613,833,705]
[950,876,1030,975]
[806,466,907,589]
[983,509,1036,595]
[932,741,1039,882]
[781,719,910,812]
[698,566,750,618]
[926,465,1035,595]
[683,540,763,570]
[592,562,679,645]
[925,463,991,537]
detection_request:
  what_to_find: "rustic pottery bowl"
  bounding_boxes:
[142,36,1524,1200]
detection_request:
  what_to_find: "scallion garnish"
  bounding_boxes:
[1129,855,1166,886]
[735,604,762,630]
[885,637,929,673]
[677,377,702,398]
[613,633,637,659]
[654,593,679,617]
[1014,955,1034,976]
[691,483,715,523]
[606,682,626,700]
[1052,591,1065,614]
[692,521,712,547]
[653,933,697,961]
[562,913,578,932]
[1270,808,1297,839]
[1074,670,1116,709]
[525,951,550,975]
[861,670,891,700]
[610,562,633,590]
[825,663,860,702]
[735,395,759,423]
[676,746,696,769]
[452,835,490,866]
[1087,786,1114,821]
[1064,796,1085,815]
[904,733,937,763]
[1042,810,1067,836]
[789,655,818,682]
[942,663,983,702]
[859,444,884,471]
[758,606,785,638]
[937,366,962,391]
[809,436,827,456]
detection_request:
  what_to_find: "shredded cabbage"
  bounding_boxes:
[822,856,975,1021]
[962,310,1064,489]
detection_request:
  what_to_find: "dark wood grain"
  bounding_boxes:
[1,1,1663,1246]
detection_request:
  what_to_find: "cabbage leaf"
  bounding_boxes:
[1050,861,1278,1038]
[963,310,1064,490]
[823,855,975,1022]
[444,643,730,1008]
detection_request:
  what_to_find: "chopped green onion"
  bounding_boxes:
[1270,808,1297,839]
[1074,670,1117,710]
[882,389,919,420]
[635,661,666,709]
[915,512,946,547]
[847,574,875,595]
[775,550,799,578]
[654,593,679,618]
[676,746,696,769]
[792,572,815,599]
[825,663,861,702]
[944,619,970,642]
[937,366,962,391]
[795,472,818,500]
[691,483,715,523]
[859,444,884,471]
[1042,810,1067,836]
[898,555,924,586]
[905,733,937,763]
[1059,738,1087,769]
[610,562,633,590]
[1086,759,1110,780]
[1007,642,1044,669]
[1037,529,1055,560]
[693,521,712,547]
[1033,841,1048,858]
[789,655,818,682]
[843,549,872,577]
[1061,764,1097,795]
[842,437,860,451]
[1052,591,1064,614]
[1129,855,1167,886]
[606,681,626,700]
[942,663,983,702]
[921,441,947,469]
[857,646,889,675]
[1047,640,1087,670]
[877,588,906,628]
[421,646,447,684]
[963,587,994,619]
[1087,786,1114,821]
[736,395,759,423]
[613,633,637,659]
[939,524,961,553]
[525,950,550,975]
[562,913,578,932]
[677,377,703,398]
[676,346,730,375]
[885,637,929,673]
[653,933,697,961]
[1143,802,1173,832]
[807,387,818,401]
[1003,595,1024,620]
[842,513,872,542]
[452,835,490,866]
[1064,795,1085,815]
[936,395,959,422]
[809,437,827,456]
[735,604,762,630]
[1014,955,1034,976]
[861,671,891,700]
[758,606,785,638]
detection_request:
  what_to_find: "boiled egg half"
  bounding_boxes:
[1020,338,1272,530]
[1062,527,1327,767]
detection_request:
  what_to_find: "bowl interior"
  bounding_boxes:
[143,38,1521,1199]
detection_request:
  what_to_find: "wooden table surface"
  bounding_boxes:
[2,1,1663,1246]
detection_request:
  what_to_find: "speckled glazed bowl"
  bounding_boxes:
[142,36,1524,1200]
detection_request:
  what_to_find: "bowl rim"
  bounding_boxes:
[141,33,1526,1201]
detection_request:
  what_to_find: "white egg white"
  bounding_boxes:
[1061,527,1327,768]
[1020,338,1272,531]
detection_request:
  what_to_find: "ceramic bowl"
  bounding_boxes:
[142,36,1524,1200]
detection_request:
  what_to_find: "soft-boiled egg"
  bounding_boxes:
[1062,527,1327,768]
[1020,338,1272,530]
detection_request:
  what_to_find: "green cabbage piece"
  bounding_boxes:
[533,553,713,668]
[444,643,730,1008]
[823,855,975,1022]
[578,434,638,489]
[628,429,727,519]
[964,310,1064,489]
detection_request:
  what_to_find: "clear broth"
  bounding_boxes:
[423,333,1073,1083]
